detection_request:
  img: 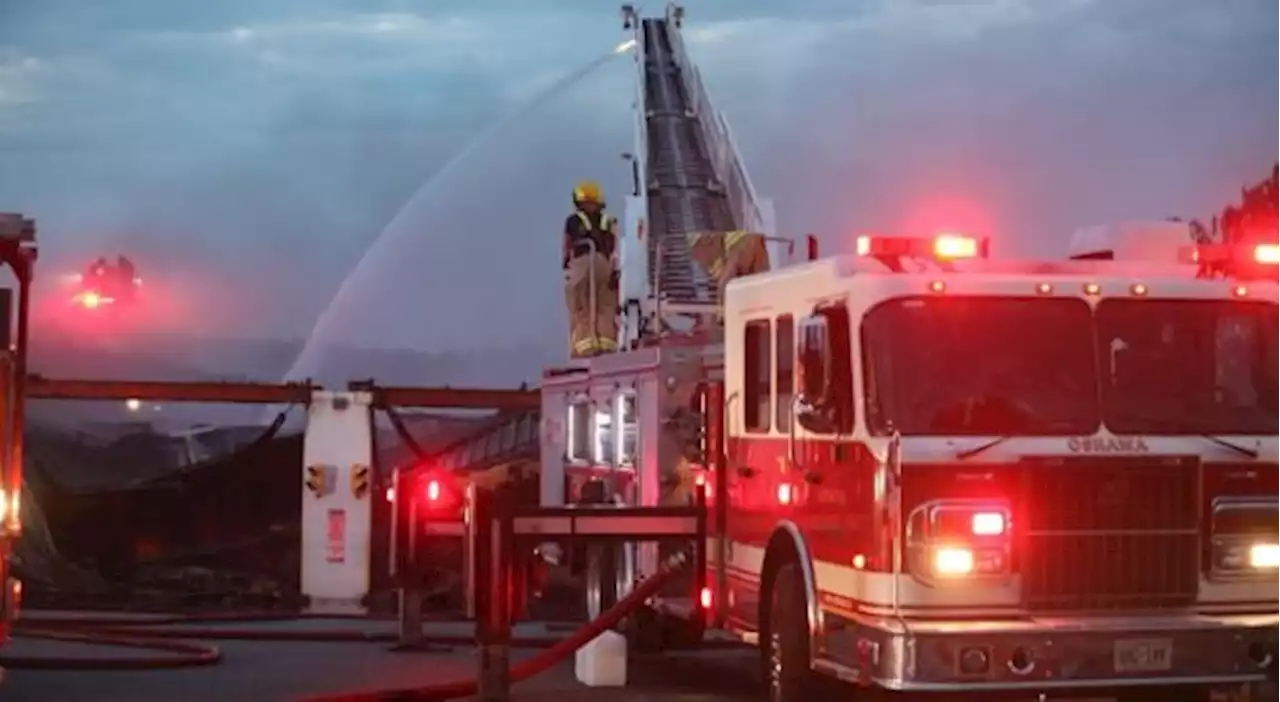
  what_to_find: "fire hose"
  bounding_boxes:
[0,550,716,678]
[299,549,695,702]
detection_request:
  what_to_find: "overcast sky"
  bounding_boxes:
[1,0,1275,354]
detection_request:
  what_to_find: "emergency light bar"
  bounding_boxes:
[855,233,990,260]
[1178,242,1279,266]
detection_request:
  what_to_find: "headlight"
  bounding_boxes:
[1210,498,1278,577]
[908,501,1012,581]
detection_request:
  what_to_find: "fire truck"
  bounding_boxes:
[71,255,141,311]
[0,214,34,662]
[530,225,1278,700]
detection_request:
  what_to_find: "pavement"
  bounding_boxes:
[0,617,762,702]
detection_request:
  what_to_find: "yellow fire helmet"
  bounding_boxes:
[573,180,603,205]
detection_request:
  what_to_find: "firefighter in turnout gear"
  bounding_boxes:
[563,180,619,357]
[687,230,771,320]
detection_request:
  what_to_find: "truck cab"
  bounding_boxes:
[719,231,1278,699]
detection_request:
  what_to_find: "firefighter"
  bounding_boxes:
[563,180,619,357]
[86,256,109,282]
[687,230,771,319]
[116,255,135,283]
[115,255,137,301]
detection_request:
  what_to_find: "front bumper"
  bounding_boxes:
[832,612,1277,692]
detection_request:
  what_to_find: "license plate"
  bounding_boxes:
[1113,638,1173,673]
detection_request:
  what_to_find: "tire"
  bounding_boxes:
[762,562,816,702]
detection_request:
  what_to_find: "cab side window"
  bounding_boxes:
[775,315,794,433]
[743,320,772,433]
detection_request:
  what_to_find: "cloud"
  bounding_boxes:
[0,0,1274,364]
[0,54,43,105]
[681,0,1277,255]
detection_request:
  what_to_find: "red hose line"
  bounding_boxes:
[18,612,372,628]
[15,609,740,649]
[300,551,693,702]
[2,627,222,670]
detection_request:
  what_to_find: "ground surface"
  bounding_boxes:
[0,617,761,702]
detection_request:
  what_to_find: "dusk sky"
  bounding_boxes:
[1,0,1275,355]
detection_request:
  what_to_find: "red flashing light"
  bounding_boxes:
[1254,243,1279,265]
[81,292,102,309]
[970,512,1006,537]
[933,233,979,259]
[855,233,987,260]
[426,479,442,504]
[699,586,713,610]
[385,486,395,503]
[776,483,793,506]
[1180,243,1280,266]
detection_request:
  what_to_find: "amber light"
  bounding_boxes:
[1130,283,1148,296]
[1083,283,1101,296]
[933,547,975,575]
[1250,544,1280,568]
[933,234,980,259]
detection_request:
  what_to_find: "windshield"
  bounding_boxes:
[862,296,1100,436]
[1097,298,1278,435]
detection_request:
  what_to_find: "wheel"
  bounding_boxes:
[763,562,817,702]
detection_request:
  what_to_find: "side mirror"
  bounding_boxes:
[795,313,837,433]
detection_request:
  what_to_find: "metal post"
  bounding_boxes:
[10,253,30,518]
[396,493,423,649]
[705,381,727,627]
[476,488,511,702]
[693,480,708,630]
[463,483,477,620]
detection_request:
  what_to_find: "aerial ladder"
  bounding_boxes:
[617,2,785,344]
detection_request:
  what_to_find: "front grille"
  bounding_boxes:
[1019,457,1200,612]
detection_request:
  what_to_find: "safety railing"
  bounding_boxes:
[622,10,653,333]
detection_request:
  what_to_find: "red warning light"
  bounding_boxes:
[426,479,442,503]
[855,234,987,261]
[81,292,102,309]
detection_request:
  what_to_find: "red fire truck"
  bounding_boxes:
[532,226,1277,700]
[0,213,34,663]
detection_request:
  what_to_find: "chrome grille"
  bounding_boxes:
[1019,457,1200,611]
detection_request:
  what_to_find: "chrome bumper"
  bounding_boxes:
[822,612,1278,692]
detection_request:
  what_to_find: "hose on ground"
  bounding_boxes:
[300,549,694,702]
[9,610,732,649]
[0,612,350,671]
[3,627,222,671]
[2,551,723,678]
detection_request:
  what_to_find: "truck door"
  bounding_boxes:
[725,318,773,628]
[791,305,862,575]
